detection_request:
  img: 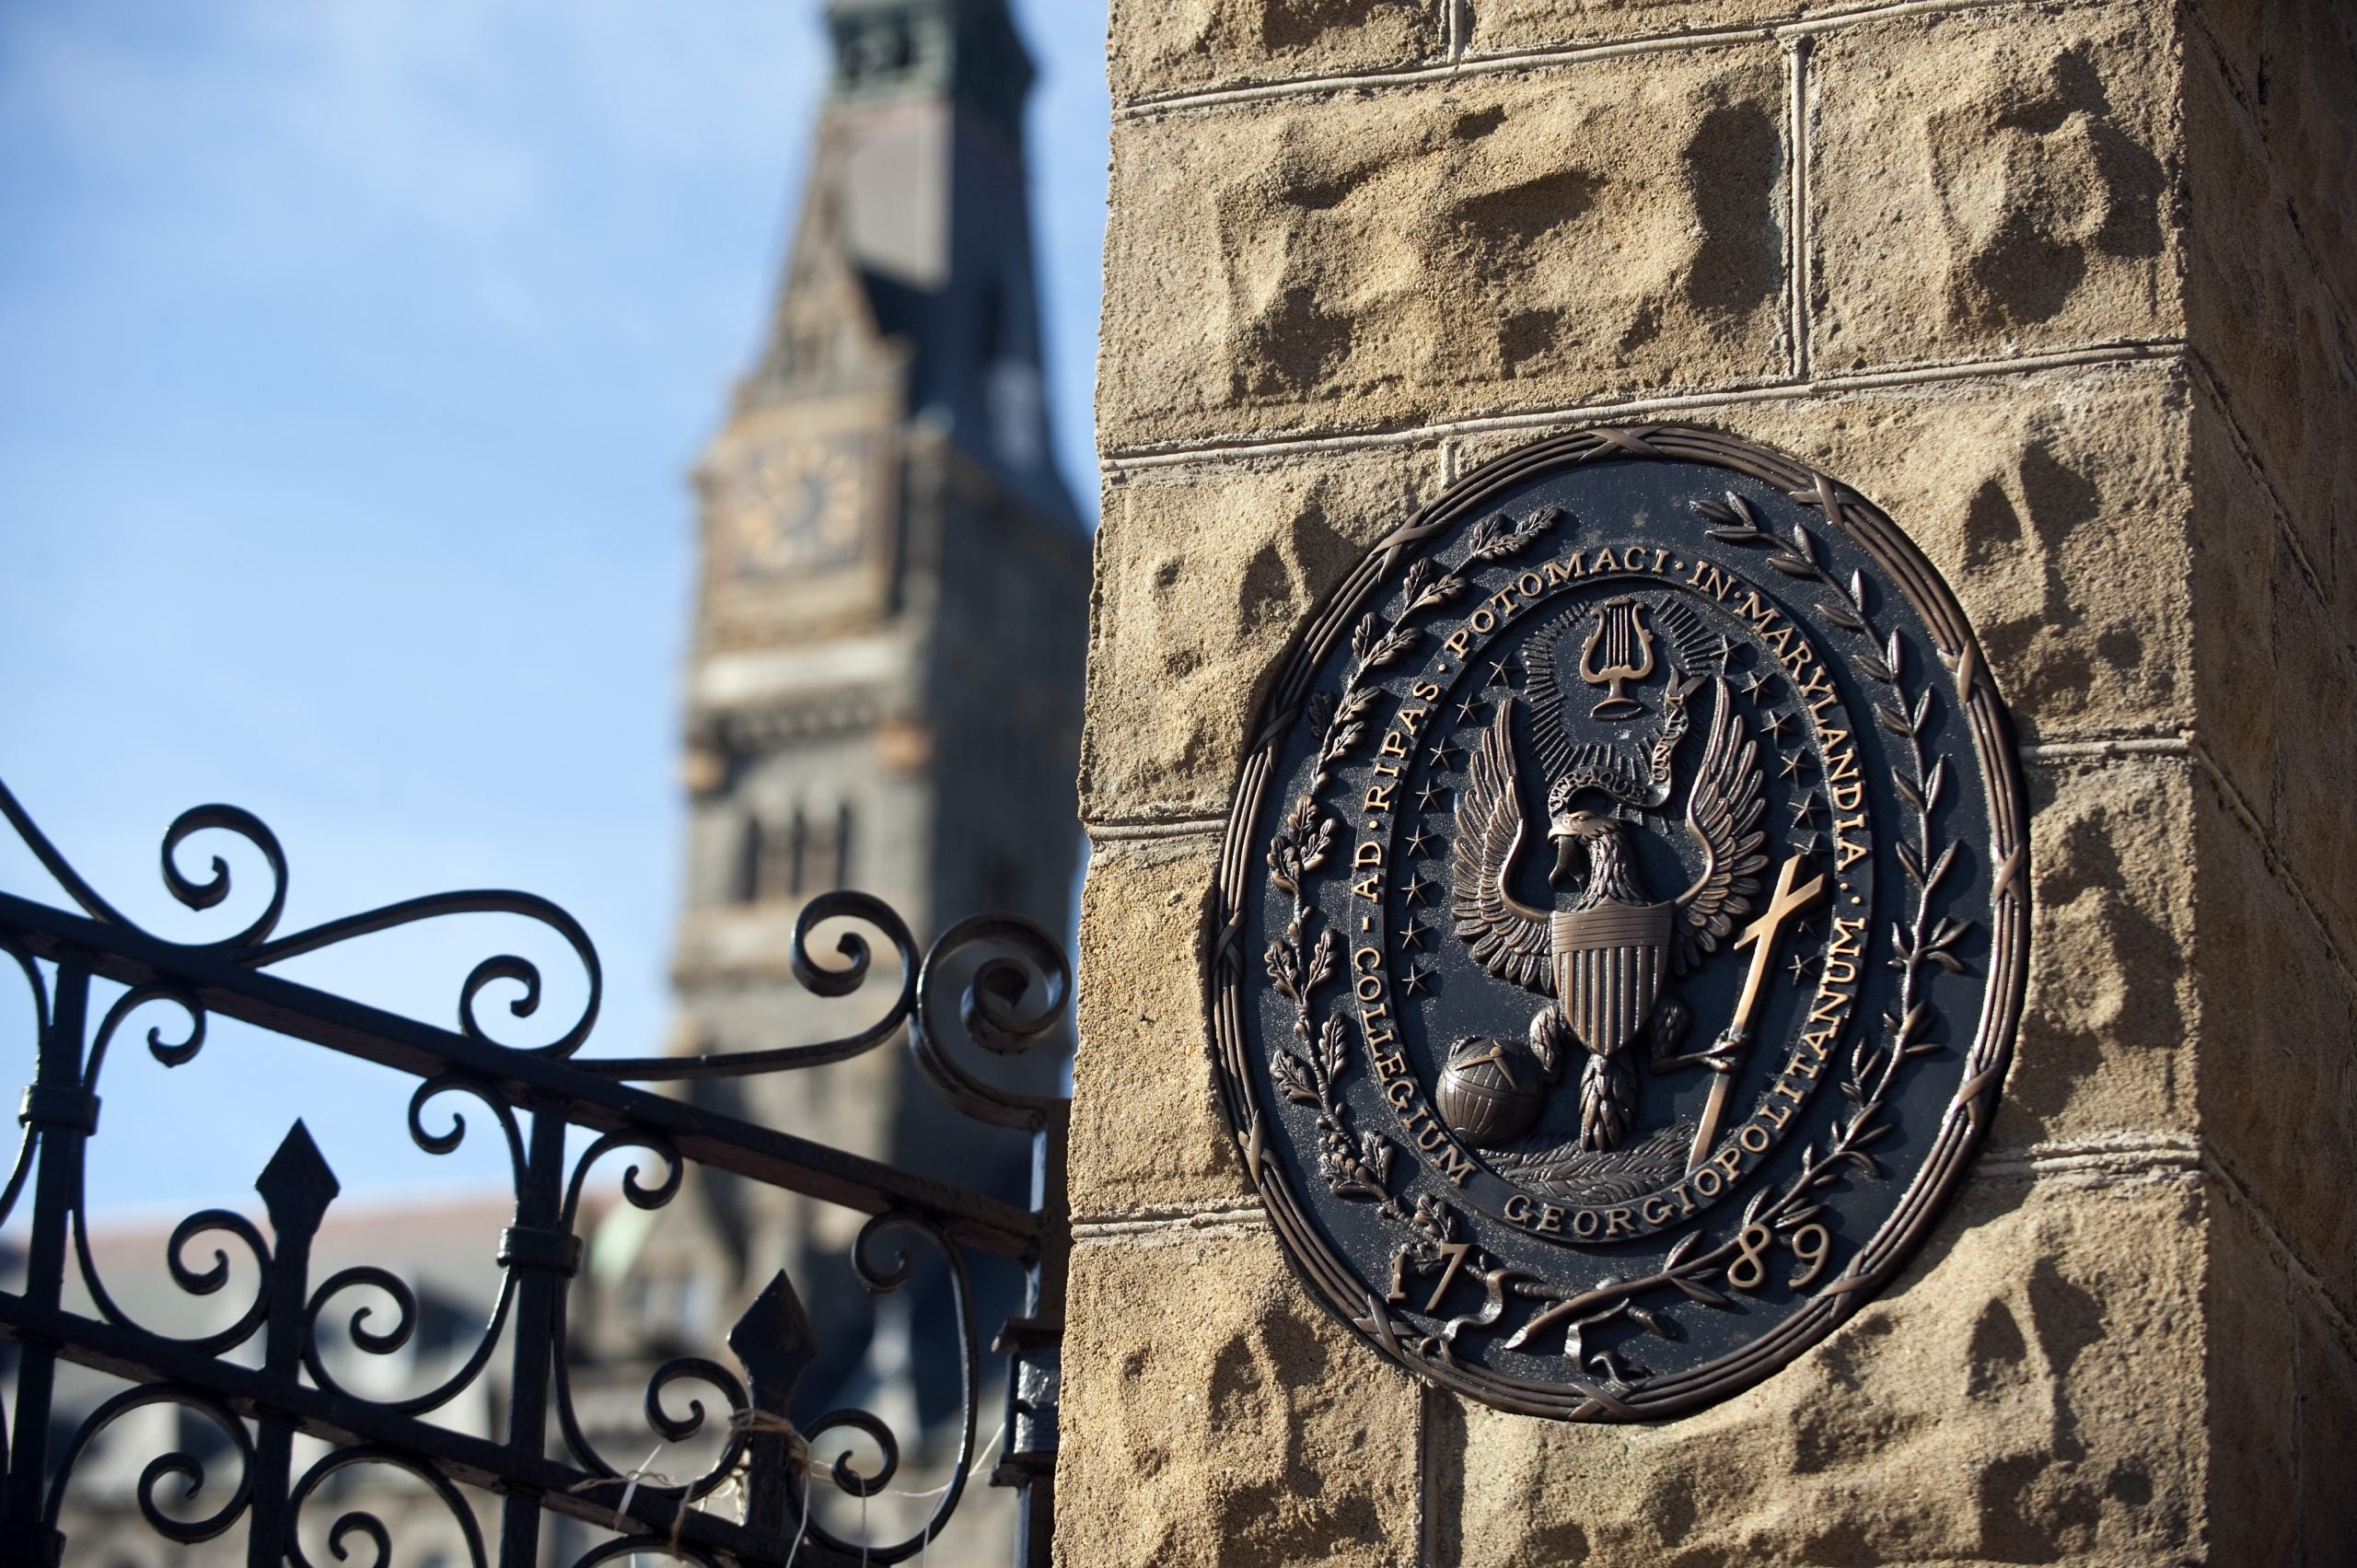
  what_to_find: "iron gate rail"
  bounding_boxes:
[0,779,1068,1566]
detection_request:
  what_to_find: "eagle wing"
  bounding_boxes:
[1451,700,1555,996]
[1674,679,1770,972]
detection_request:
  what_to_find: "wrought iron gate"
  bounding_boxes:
[0,777,1068,1566]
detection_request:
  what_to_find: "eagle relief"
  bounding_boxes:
[1212,426,2029,1420]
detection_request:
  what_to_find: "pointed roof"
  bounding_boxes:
[746,167,901,401]
[733,0,1079,531]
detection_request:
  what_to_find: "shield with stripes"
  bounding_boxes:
[1550,900,1675,1057]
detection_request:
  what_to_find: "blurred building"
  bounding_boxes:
[25,0,1086,1562]
[613,0,1086,1483]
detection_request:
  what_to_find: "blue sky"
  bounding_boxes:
[0,0,1109,1214]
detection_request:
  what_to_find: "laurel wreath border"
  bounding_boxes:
[1207,423,2031,1423]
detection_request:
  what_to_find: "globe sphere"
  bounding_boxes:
[1435,1037,1546,1149]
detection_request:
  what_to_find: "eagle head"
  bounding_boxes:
[1545,798,1646,906]
[1546,806,1615,881]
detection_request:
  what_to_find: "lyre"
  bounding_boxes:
[1578,596,1655,717]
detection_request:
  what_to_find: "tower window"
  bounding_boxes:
[745,812,800,903]
[800,804,853,893]
[797,807,830,894]
[737,813,762,903]
[746,804,853,900]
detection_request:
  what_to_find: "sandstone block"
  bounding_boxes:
[2009,755,2199,1149]
[1057,1225,1422,1567]
[1070,835,1254,1218]
[1465,0,1807,55]
[2195,782,2357,1310]
[2185,38,2357,587]
[1099,46,1790,450]
[1109,0,1440,104]
[2191,0,2357,318]
[2204,1187,2308,1563]
[2263,539,2357,956]
[2205,1179,2357,1561]
[2289,1268,2357,1562]
[1438,1176,2207,1565]
[1079,446,1444,824]
[1810,0,2183,372]
[1456,363,2198,744]
[2339,471,2357,653]
[2189,395,2284,816]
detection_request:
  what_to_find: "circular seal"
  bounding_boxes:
[1209,425,2028,1420]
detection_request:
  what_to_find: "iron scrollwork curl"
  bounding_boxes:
[284,1446,489,1568]
[157,803,292,952]
[85,980,207,1080]
[576,889,921,1081]
[0,935,48,1228]
[0,770,1069,1567]
[407,1072,529,1189]
[792,1210,981,1564]
[41,1385,257,1546]
[910,912,1072,1131]
[64,983,273,1351]
[0,774,605,1054]
[70,1203,273,1357]
[250,889,605,1057]
[0,777,280,944]
[297,1074,526,1415]
[561,1127,685,1233]
[552,1128,752,1506]
[300,1255,516,1420]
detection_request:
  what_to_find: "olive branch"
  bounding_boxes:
[1269,503,1574,1327]
[1691,488,1973,1117]
[1265,796,1399,1210]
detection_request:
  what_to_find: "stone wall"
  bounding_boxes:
[1069,0,2354,1562]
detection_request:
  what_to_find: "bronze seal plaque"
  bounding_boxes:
[1209,426,2028,1420]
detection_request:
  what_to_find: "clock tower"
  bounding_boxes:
[646,0,1086,1415]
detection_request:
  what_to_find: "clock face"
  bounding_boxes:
[721,433,870,576]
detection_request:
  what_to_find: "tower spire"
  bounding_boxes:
[665,0,1088,1421]
[743,0,1071,527]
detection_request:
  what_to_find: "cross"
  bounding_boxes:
[1687,852,1829,1172]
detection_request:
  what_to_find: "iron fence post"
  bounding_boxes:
[2,961,88,1563]
[494,1103,570,1566]
[727,1271,820,1547]
[247,1121,341,1566]
[995,1098,1068,1568]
